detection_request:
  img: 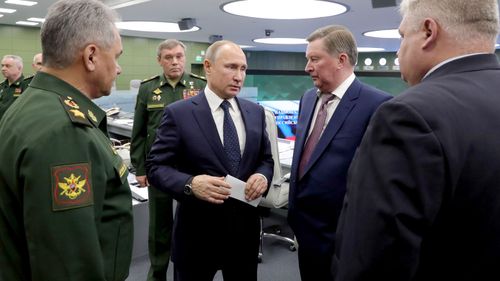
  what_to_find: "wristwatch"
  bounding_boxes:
[184,178,193,196]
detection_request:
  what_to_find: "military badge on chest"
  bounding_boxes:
[152,88,162,101]
[183,81,201,100]
[147,88,165,109]
[13,87,22,97]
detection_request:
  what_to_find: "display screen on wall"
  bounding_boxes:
[244,70,408,101]
[244,70,408,140]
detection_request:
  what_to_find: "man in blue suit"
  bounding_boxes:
[334,0,500,280]
[146,40,273,281]
[287,25,391,281]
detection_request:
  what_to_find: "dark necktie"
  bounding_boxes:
[298,93,335,178]
[220,100,241,175]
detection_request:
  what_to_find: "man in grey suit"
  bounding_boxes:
[287,25,391,281]
[146,40,273,281]
[334,0,500,280]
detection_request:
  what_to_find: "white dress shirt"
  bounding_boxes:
[204,86,246,155]
[306,73,355,139]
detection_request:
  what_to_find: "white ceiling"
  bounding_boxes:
[0,0,496,53]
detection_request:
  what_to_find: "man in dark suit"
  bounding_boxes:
[287,25,391,281]
[146,40,273,281]
[334,0,500,280]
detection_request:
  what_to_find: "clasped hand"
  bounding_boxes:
[191,174,267,204]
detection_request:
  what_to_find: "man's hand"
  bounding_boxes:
[135,175,149,187]
[245,174,268,201]
[191,175,231,204]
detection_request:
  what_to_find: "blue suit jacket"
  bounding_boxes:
[288,78,391,256]
[146,91,273,267]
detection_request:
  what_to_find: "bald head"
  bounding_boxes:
[32,53,43,72]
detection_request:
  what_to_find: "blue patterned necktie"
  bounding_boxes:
[220,100,241,175]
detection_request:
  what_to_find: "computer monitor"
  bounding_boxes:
[258,100,300,141]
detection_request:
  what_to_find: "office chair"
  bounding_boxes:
[258,109,297,262]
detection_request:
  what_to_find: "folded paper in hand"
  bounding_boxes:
[224,175,262,207]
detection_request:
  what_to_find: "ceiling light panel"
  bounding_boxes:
[5,0,37,6]
[253,38,307,45]
[358,47,385,52]
[27,17,44,22]
[222,0,347,20]
[0,8,16,13]
[16,20,37,26]
[116,21,200,33]
[104,0,152,9]
[363,29,400,39]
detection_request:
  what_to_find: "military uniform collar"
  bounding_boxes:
[160,72,189,87]
[11,75,24,86]
[3,75,24,87]
[30,72,106,128]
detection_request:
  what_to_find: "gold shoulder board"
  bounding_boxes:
[189,73,207,81]
[141,75,160,84]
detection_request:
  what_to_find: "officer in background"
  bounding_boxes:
[130,38,206,281]
[0,54,25,120]
[0,0,133,280]
[32,52,43,72]
[23,53,43,87]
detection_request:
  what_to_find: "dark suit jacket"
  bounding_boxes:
[288,78,391,256]
[334,54,500,281]
[146,91,273,268]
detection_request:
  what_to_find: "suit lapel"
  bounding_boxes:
[191,92,231,171]
[301,80,361,178]
[237,98,253,176]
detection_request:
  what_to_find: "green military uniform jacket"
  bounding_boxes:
[0,72,133,281]
[23,73,35,88]
[0,74,27,120]
[130,72,206,176]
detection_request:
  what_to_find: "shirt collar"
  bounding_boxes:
[204,86,238,113]
[423,53,489,80]
[316,72,355,100]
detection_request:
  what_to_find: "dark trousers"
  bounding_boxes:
[147,186,174,281]
[174,261,257,281]
[298,248,334,281]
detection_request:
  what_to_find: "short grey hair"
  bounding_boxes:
[307,25,358,66]
[41,0,120,68]
[205,40,241,62]
[156,39,186,57]
[399,0,499,43]
[2,55,23,69]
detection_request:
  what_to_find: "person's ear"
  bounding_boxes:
[337,53,348,69]
[83,44,98,72]
[203,59,212,75]
[422,18,438,49]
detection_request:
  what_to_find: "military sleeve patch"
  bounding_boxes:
[51,163,93,211]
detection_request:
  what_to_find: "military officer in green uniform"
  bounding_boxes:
[0,54,26,120]
[130,39,206,281]
[22,53,43,87]
[0,1,133,280]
